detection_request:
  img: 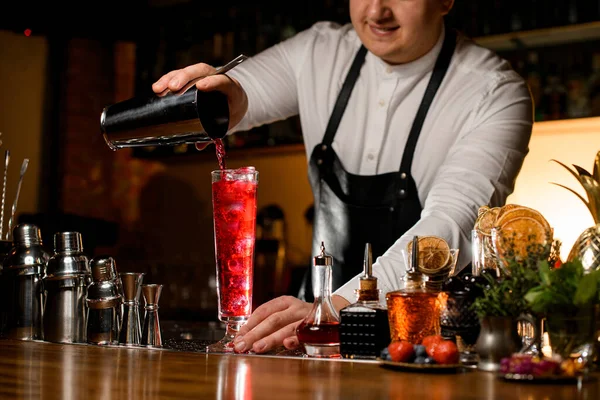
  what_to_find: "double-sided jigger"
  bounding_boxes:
[118,272,144,346]
[141,284,163,348]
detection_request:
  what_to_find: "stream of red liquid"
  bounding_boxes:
[214,138,227,170]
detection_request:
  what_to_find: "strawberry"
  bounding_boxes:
[388,341,415,363]
[432,340,459,365]
[422,335,443,357]
[422,335,443,348]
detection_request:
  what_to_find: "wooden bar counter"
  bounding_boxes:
[0,338,598,399]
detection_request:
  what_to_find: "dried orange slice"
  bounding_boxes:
[477,205,490,218]
[494,205,552,235]
[475,207,500,236]
[407,236,451,272]
[495,204,522,220]
[493,217,551,261]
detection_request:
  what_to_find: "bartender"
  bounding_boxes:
[152,0,533,354]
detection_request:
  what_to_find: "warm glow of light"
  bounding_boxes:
[24,29,32,37]
[507,117,600,259]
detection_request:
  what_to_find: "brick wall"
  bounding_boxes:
[61,38,164,229]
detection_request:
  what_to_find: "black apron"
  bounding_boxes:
[299,28,457,302]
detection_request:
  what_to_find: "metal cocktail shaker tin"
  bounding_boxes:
[3,224,50,340]
[100,89,230,150]
[86,256,122,345]
[43,232,91,344]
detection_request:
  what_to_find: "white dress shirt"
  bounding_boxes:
[227,21,533,303]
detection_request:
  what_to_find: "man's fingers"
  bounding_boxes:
[283,336,300,350]
[236,296,293,337]
[152,63,216,93]
[249,322,298,354]
[151,70,180,93]
[195,74,237,95]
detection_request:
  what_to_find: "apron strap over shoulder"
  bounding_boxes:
[321,45,369,149]
[398,27,456,199]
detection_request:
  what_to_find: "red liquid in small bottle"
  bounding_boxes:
[214,138,227,170]
[296,321,340,345]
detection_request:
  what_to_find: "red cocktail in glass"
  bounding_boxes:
[206,166,258,353]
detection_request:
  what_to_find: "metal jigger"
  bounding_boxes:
[141,284,163,347]
[118,272,144,346]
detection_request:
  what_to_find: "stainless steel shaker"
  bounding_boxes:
[43,232,91,344]
[3,224,50,340]
[100,88,230,150]
[86,256,122,345]
[118,272,144,346]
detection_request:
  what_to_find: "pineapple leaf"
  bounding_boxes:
[594,150,600,184]
[580,175,600,225]
[573,164,592,178]
[551,159,586,187]
[550,182,591,213]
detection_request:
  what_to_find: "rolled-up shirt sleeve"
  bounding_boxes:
[225,28,316,133]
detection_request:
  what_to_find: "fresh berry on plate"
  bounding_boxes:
[380,347,392,361]
[431,340,459,365]
[413,344,427,358]
[388,341,416,363]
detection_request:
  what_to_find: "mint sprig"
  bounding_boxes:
[525,258,600,315]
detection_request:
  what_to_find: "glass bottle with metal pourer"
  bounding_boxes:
[296,242,341,358]
[386,236,442,345]
[339,243,391,359]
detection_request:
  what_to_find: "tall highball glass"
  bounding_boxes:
[206,167,258,353]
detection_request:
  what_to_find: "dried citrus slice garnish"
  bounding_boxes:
[493,216,551,261]
[475,207,500,236]
[407,236,451,272]
[494,205,552,235]
[477,205,490,217]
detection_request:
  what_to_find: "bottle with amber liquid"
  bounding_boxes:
[296,242,341,358]
[386,236,441,344]
[339,243,391,359]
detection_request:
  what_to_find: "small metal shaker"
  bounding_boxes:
[3,224,49,340]
[43,232,91,344]
[86,257,122,345]
[141,284,163,347]
[118,272,144,346]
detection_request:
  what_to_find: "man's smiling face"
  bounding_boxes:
[350,0,454,65]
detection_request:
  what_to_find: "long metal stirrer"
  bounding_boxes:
[6,158,28,241]
[1,150,9,240]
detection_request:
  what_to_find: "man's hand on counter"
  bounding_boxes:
[233,295,351,354]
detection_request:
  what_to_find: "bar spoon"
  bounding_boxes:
[1,150,9,240]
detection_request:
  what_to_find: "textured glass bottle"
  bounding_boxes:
[386,237,441,344]
[339,243,390,359]
[296,242,341,358]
